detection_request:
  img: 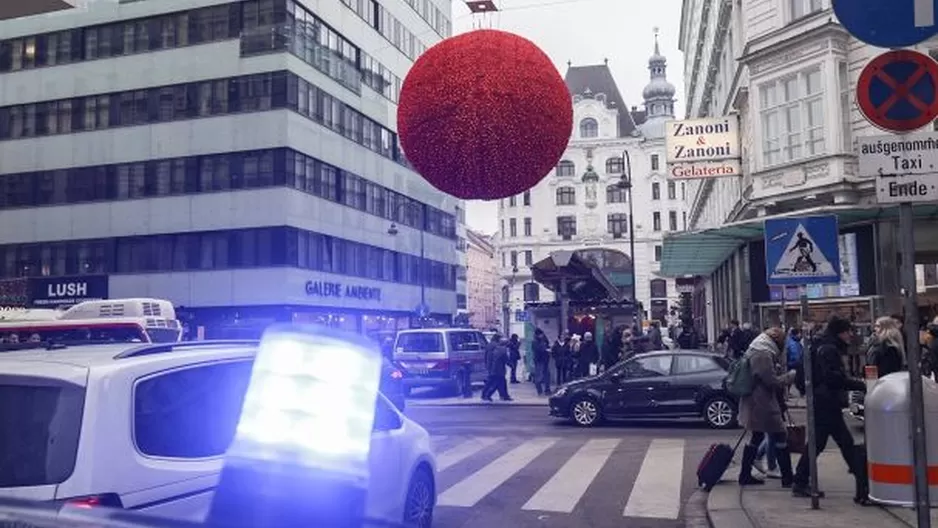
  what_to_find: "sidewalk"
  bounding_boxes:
[706,451,937,528]
[406,375,548,407]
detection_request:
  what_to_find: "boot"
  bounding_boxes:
[775,445,793,488]
[738,445,765,486]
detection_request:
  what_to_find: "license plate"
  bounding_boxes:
[411,369,428,375]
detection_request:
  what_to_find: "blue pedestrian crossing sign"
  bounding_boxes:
[833,0,938,48]
[764,216,841,286]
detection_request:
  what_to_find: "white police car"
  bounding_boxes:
[0,340,436,527]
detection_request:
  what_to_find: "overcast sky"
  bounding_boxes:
[450,0,685,235]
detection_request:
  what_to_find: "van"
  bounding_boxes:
[393,328,489,395]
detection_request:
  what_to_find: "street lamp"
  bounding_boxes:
[502,264,519,334]
[387,202,427,320]
[617,150,639,317]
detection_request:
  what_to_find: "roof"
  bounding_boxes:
[0,341,257,368]
[531,251,624,302]
[564,64,640,137]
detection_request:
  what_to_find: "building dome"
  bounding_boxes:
[642,76,676,100]
[640,29,676,131]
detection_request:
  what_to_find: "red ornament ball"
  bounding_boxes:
[397,30,573,200]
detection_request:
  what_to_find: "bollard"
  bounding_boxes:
[865,372,938,506]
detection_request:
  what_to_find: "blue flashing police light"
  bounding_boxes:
[206,324,383,528]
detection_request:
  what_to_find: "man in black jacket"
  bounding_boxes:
[532,328,551,395]
[792,315,866,498]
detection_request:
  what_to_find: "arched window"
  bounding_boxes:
[556,160,575,177]
[605,157,624,174]
[606,184,627,203]
[556,187,576,205]
[579,118,598,138]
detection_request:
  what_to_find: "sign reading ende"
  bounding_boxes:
[665,115,742,180]
[858,132,938,203]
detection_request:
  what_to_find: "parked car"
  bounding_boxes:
[548,350,738,429]
[0,340,436,527]
[393,328,488,395]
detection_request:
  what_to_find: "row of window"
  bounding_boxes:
[0,70,408,167]
[500,247,664,271]
[553,212,686,238]
[555,155,661,178]
[0,147,455,239]
[398,0,452,37]
[0,227,457,290]
[0,0,405,106]
[338,0,429,61]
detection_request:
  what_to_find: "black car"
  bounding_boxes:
[548,350,738,429]
[381,356,406,411]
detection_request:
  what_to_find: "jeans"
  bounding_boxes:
[534,362,551,394]
[509,360,519,382]
[756,434,778,471]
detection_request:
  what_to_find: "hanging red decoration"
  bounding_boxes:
[397,29,573,200]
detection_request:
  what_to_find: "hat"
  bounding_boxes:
[826,315,853,336]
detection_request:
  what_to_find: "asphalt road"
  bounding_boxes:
[404,405,740,528]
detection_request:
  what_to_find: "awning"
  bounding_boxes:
[531,251,624,302]
[659,203,938,278]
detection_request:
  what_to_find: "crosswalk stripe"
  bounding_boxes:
[435,437,501,472]
[521,438,620,513]
[437,437,558,507]
[623,438,685,519]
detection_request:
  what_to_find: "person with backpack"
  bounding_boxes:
[791,315,867,499]
[727,327,797,487]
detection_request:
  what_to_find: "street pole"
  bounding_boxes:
[621,150,639,326]
[418,226,426,318]
[800,291,820,510]
[898,202,931,527]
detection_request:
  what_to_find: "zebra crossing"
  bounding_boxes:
[429,433,726,523]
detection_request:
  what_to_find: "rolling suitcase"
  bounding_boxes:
[697,431,747,491]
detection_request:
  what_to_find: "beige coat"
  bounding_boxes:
[737,333,788,434]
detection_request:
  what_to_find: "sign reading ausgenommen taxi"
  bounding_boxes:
[665,115,742,179]
[858,132,938,204]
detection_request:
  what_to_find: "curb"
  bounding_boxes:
[706,483,756,528]
[684,490,711,528]
[408,401,547,408]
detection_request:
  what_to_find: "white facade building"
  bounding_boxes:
[671,0,938,341]
[496,42,688,338]
[0,0,462,338]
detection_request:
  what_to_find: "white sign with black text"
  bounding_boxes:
[858,132,938,203]
[665,115,742,180]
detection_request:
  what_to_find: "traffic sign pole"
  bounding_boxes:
[898,202,931,527]
[800,292,820,510]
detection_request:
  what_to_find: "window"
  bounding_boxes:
[605,157,624,174]
[650,278,667,298]
[0,377,84,486]
[683,211,687,230]
[789,0,822,20]
[523,217,532,236]
[839,62,851,151]
[522,191,531,206]
[760,69,824,166]
[667,181,676,200]
[556,160,575,177]
[606,184,627,203]
[681,182,686,200]
[556,187,576,205]
[607,214,628,239]
[510,251,518,267]
[652,182,660,200]
[653,212,661,231]
[373,394,403,431]
[500,220,505,239]
[134,360,253,458]
[508,195,516,207]
[669,211,678,231]
[621,355,672,378]
[557,216,577,239]
[524,250,533,266]
[579,118,598,138]
[654,245,662,261]
[651,154,660,171]
[509,218,517,237]
[673,355,722,374]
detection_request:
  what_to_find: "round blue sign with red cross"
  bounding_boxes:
[857,49,938,133]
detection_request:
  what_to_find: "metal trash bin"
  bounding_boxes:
[865,372,938,506]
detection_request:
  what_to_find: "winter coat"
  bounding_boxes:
[508,339,521,362]
[867,338,903,377]
[579,340,599,365]
[532,335,550,364]
[811,332,865,415]
[488,344,509,377]
[738,333,790,434]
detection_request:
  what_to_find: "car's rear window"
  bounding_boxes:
[395,332,444,352]
[0,377,84,487]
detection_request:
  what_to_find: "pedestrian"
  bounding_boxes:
[601,327,623,371]
[551,332,570,385]
[647,321,664,350]
[507,334,521,384]
[736,327,797,488]
[481,334,512,402]
[791,315,867,499]
[532,328,551,395]
[568,334,581,380]
[866,316,904,377]
[579,332,598,377]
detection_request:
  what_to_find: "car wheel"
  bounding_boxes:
[703,396,736,429]
[403,467,434,528]
[570,396,602,427]
[453,372,467,395]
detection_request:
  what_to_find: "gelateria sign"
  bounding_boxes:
[665,115,742,179]
[305,281,382,301]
